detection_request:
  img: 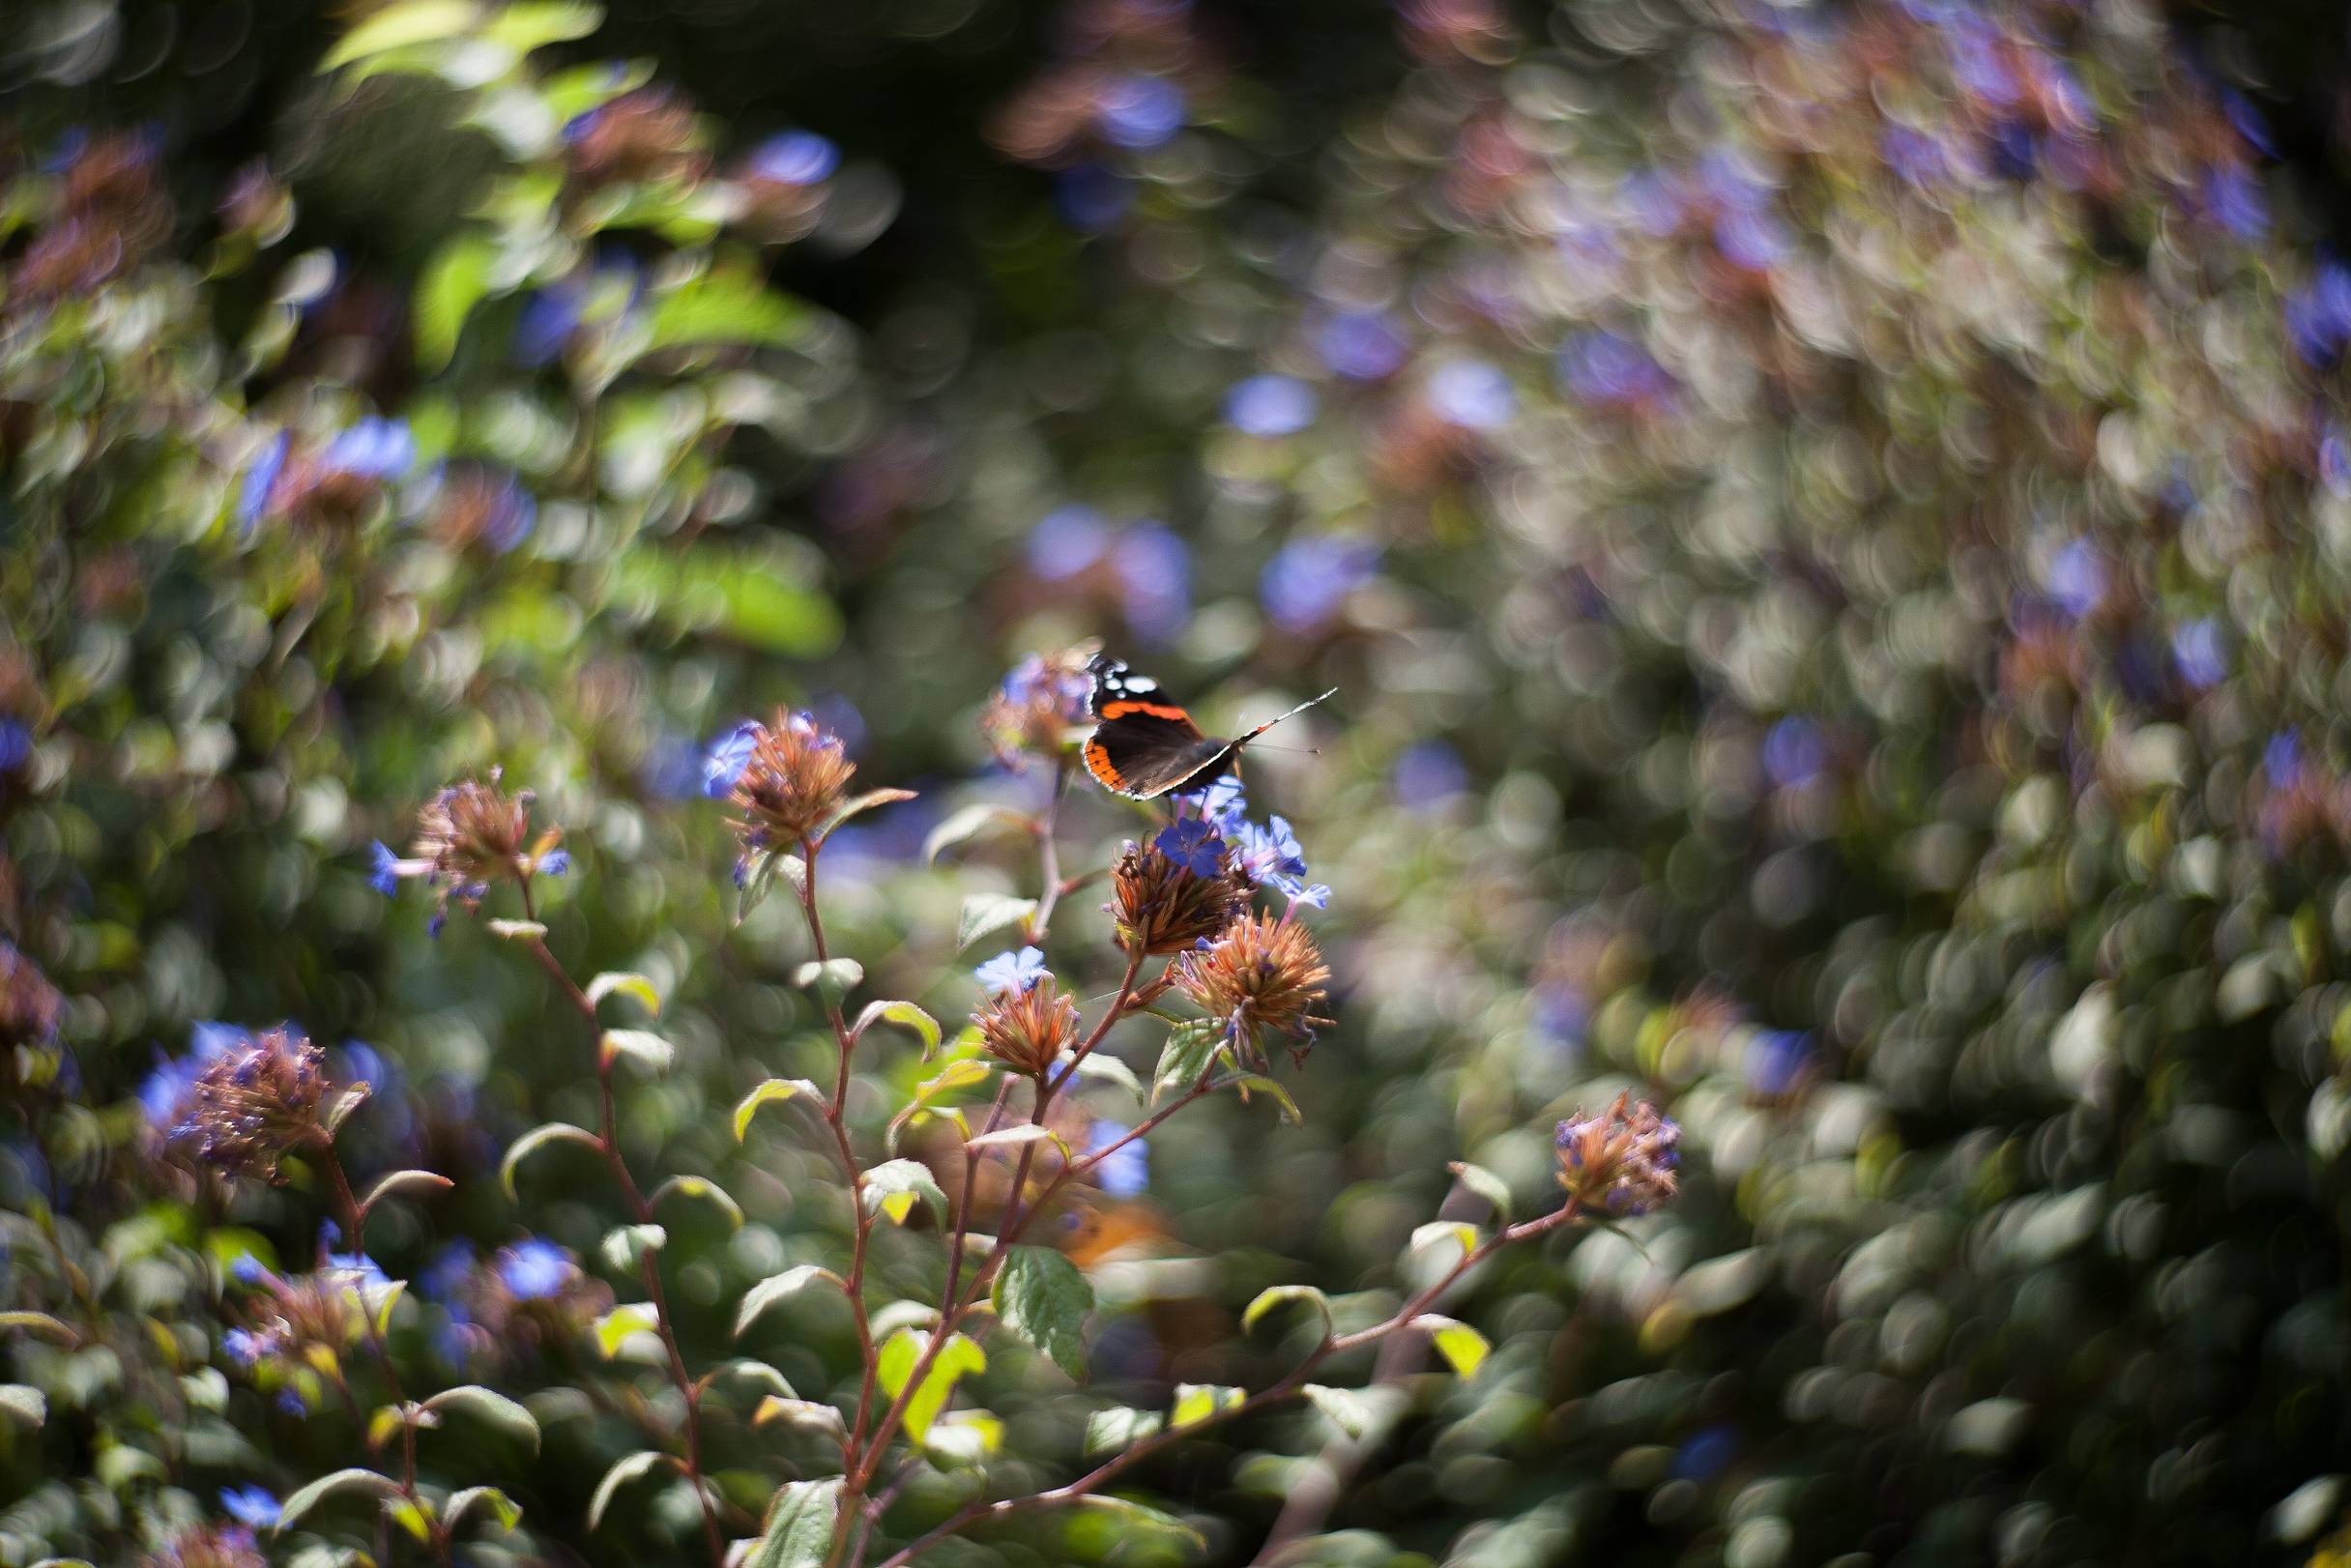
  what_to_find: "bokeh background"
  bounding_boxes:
[6,0,2351,1563]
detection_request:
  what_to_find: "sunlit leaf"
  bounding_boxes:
[1067,1494,1205,1549]
[0,1385,44,1425]
[599,1223,666,1273]
[1172,1382,1243,1430]
[421,1385,539,1453]
[592,1302,660,1360]
[320,0,476,72]
[875,1328,986,1442]
[587,1450,672,1531]
[852,999,942,1057]
[1301,1383,1377,1439]
[362,1169,453,1213]
[956,893,1037,952]
[744,1477,842,1568]
[1241,1284,1333,1341]
[275,1467,403,1530]
[734,1077,824,1141]
[861,1159,947,1227]
[445,1485,522,1534]
[586,971,663,1014]
[415,232,497,372]
[499,1121,601,1199]
[1411,1314,1491,1378]
[598,1028,674,1075]
[734,1264,848,1338]
[1151,1021,1224,1105]
[923,803,1032,865]
[1083,1405,1164,1455]
[651,1175,743,1230]
[1448,1160,1513,1222]
[992,1246,1093,1380]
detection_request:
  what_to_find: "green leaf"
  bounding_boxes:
[587,1450,673,1531]
[861,1158,947,1227]
[1066,1051,1144,1100]
[415,232,496,372]
[819,788,918,842]
[320,0,476,72]
[1233,1073,1303,1124]
[323,1083,373,1137]
[481,0,601,52]
[921,1409,1004,1469]
[613,546,843,659]
[642,271,809,353]
[706,1359,797,1400]
[363,1169,453,1213]
[737,849,806,922]
[275,1467,404,1530]
[651,1175,744,1230]
[592,1302,661,1359]
[744,1477,843,1568]
[992,1246,1094,1380]
[0,1312,77,1345]
[586,971,663,1014]
[1241,1284,1333,1341]
[1067,1495,1205,1550]
[1083,1405,1165,1455]
[1408,1221,1481,1262]
[1448,1160,1513,1221]
[445,1485,522,1534]
[599,1223,667,1273]
[923,803,1031,865]
[0,1385,44,1425]
[795,958,863,1003]
[752,1396,848,1440]
[487,918,547,941]
[956,892,1037,952]
[1413,1314,1492,1378]
[876,1329,986,1442]
[421,1385,539,1453]
[1301,1383,1377,1439]
[500,1121,601,1199]
[1151,1020,1224,1104]
[968,1123,1061,1153]
[1172,1382,1244,1430]
[734,1077,824,1141]
[734,1264,848,1338]
[599,1028,674,1075]
[852,999,943,1058]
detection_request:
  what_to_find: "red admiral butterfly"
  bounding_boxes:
[1082,653,1337,799]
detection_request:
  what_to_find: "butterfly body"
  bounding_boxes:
[1082,653,1335,799]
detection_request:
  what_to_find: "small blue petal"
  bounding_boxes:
[975,946,1050,996]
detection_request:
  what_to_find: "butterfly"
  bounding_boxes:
[1081,653,1337,799]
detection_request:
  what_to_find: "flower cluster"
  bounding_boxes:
[1107,831,1249,954]
[1553,1093,1681,1216]
[372,770,566,929]
[15,130,172,298]
[139,1524,266,1568]
[972,945,1080,1077]
[162,1026,333,1183]
[706,709,856,858]
[1172,910,1332,1069]
[221,1254,387,1413]
[981,644,1098,769]
[236,417,417,536]
[433,1238,611,1369]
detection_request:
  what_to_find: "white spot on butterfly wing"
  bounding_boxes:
[1124,676,1157,692]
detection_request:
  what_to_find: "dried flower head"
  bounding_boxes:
[1172,911,1332,1067]
[1107,834,1250,956]
[0,942,63,1050]
[386,769,566,926]
[140,1524,267,1568]
[223,1256,382,1412]
[164,1026,333,1182]
[721,710,856,853]
[1554,1092,1681,1215]
[973,973,1081,1079]
[981,645,1098,769]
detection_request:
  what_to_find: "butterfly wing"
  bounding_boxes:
[1084,655,1229,798]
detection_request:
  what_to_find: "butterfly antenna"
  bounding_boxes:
[1243,687,1339,741]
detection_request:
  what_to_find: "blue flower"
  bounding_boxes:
[321,416,415,480]
[2172,619,2226,690]
[1392,741,1468,813]
[536,848,571,878]
[746,130,839,185]
[1086,1121,1148,1198]
[1425,361,1515,430]
[1234,816,1305,884]
[219,1486,281,1528]
[229,1254,268,1287]
[1743,1030,1812,1097]
[1223,375,1318,437]
[1176,773,1248,835]
[222,1328,264,1366]
[1095,74,1186,149]
[1029,506,1110,580]
[236,432,289,533]
[2047,539,2105,620]
[2267,730,2304,783]
[1762,717,1826,789]
[1114,523,1190,645]
[703,720,761,798]
[419,1240,475,1304]
[1055,164,1133,232]
[1314,310,1407,381]
[1261,537,1379,634]
[1559,330,1674,406]
[1153,819,1227,878]
[515,281,587,367]
[276,1389,308,1415]
[2203,165,2266,240]
[368,840,402,895]
[138,1023,246,1130]
[497,1238,571,1301]
[975,946,1050,996]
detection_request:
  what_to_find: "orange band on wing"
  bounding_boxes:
[1083,739,1127,790]
[1098,700,1194,722]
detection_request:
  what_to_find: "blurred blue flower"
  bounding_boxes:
[1029,506,1110,580]
[2286,261,2351,365]
[1559,330,1673,406]
[498,1238,570,1300]
[1744,1029,1812,1096]
[222,1328,264,1366]
[1114,523,1190,645]
[138,1023,247,1129]
[236,433,289,533]
[704,720,761,798]
[746,130,839,185]
[1671,1425,1738,1483]
[1153,819,1226,878]
[367,841,401,895]
[536,848,571,878]
[2222,89,2275,157]
[1314,310,1408,381]
[420,1240,475,1304]
[2266,730,2304,783]
[1055,164,1133,232]
[1881,126,1949,187]
[2047,539,2105,620]
[976,946,1049,996]
[2172,619,2226,690]
[1619,168,1685,235]
[1086,1121,1148,1198]
[219,1486,280,1529]
[1393,740,1468,813]
[321,417,415,480]
[1261,537,1379,634]
[229,1254,267,1286]
[1425,361,1515,430]
[1176,773,1248,835]
[1534,981,1588,1048]
[2326,429,2351,499]
[1761,717,1826,789]
[1223,375,1318,438]
[276,1389,308,1415]
[0,719,32,772]
[515,282,586,368]
[2203,165,2266,240]
[1096,74,1186,149]
[639,734,709,800]
[1234,816,1304,882]
[1715,205,1790,271]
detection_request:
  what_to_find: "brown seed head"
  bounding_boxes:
[727,710,856,852]
[1108,838,1249,955]
[411,771,550,916]
[973,975,1081,1078]
[1553,1091,1681,1215]
[140,1524,268,1568]
[1172,911,1332,1067]
[164,1026,332,1183]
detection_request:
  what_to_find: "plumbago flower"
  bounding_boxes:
[162,1025,332,1182]
[372,769,567,931]
[980,643,1098,769]
[1173,910,1334,1069]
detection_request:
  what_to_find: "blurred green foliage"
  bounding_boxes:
[5,0,2351,1564]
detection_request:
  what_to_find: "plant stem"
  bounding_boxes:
[516,882,728,1568]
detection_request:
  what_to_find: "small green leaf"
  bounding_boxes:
[320,0,476,72]
[481,0,601,52]
[414,232,496,372]
[876,1329,985,1442]
[956,893,1037,952]
[1233,1073,1303,1124]
[1413,1314,1492,1378]
[1301,1383,1376,1439]
[744,1477,843,1568]
[734,1264,848,1338]
[445,1485,522,1534]
[795,958,863,1002]
[1448,1160,1513,1221]
[0,1312,77,1345]
[421,1385,539,1453]
[923,803,1030,865]
[275,1467,404,1530]
[323,1083,373,1137]
[500,1121,601,1199]
[921,1409,1005,1469]
[1172,1382,1244,1431]
[706,1359,796,1400]
[1408,1221,1481,1262]
[0,1385,44,1425]
[587,1450,673,1532]
[752,1396,848,1440]
[861,1159,947,1227]
[852,999,942,1057]
[1083,1405,1164,1455]
[1151,1020,1224,1104]
[643,271,809,353]
[599,1028,674,1074]
[818,788,918,842]
[1067,1495,1205,1550]
[968,1123,1061,1153]
[487,918,548,941]
[586,971,663,1014]
[1065,1051,1144,1100]
[992,1246,1094,1380]
[592,1302,660,1359]
[737,850,807,922]
[734,1077,824,1141]
[651,1175,744,1230]
[363,1169,453,1213]
[1241,1284,1333,1341]
[599,1223,667,1273]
